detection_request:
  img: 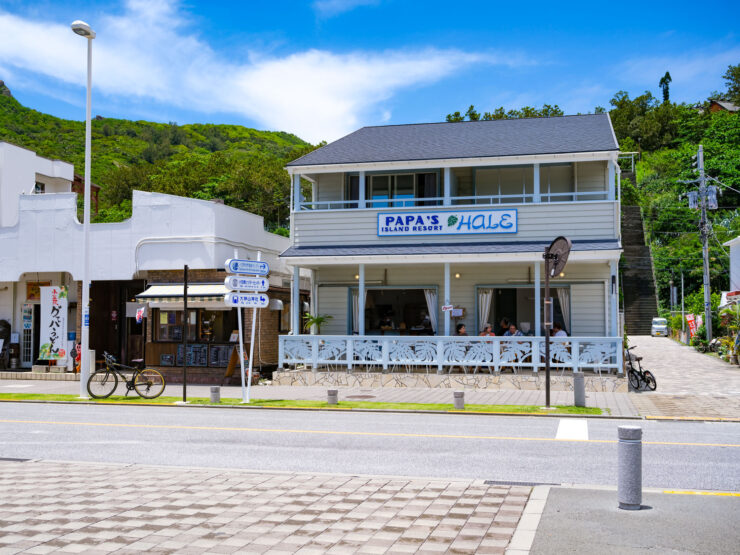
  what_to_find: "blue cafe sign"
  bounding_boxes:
[378,209,517,237]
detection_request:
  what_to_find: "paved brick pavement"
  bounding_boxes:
[0,460,530,554]
[627,335,740,418]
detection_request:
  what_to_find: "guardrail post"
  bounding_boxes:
[618,425,642,510]
[327,389,338,405]
[493,338,500,373]
[311,336,319,373]
[346,337,353,371]
[571,339,580,373]
[437,339,445,374]
[210,386,221,403]
[531,339,540,373]
[278,337,284,369]
[573,372,585,407]
[381,339,389,373]
[617,339,624,374]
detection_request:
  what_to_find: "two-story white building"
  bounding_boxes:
[278,114,623,377]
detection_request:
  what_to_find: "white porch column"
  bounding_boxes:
[443,167,451,206]
[610,260,619,336]
[534,261,541,335]
[533,163,541,203]
[608,160,616,201]
[444,263,451,336]
[293,174,302,211]
[358,171,366,209]
[358,264,366,335]
[292,265,300,334]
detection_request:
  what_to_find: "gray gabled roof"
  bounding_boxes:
[288,114,619,167]
[280,239,621,258]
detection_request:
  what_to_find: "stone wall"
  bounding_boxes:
[273,370,627,392]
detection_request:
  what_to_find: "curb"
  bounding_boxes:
[0,398,641,419]
[644,415,740,423]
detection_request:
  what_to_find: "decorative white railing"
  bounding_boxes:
[297,191,609,211]
[279,335,623,374]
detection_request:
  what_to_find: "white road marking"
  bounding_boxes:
[555,418,588,441]
[0,384,34,388]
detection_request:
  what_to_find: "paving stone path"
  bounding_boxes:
[0,460,530,554]
[627,335,740,418]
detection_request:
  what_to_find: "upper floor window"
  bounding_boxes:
[345,172,439,207]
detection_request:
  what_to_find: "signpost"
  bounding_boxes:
[543,236,572,409]
[224,276,269,292]
[225,259,269,276]
[225,255,269,403]
[224,293,270,308]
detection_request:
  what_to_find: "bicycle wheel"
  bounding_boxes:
[643,370,657,391]
[134,369,165,399]
[88,370,118,398]
[628,369,641,390]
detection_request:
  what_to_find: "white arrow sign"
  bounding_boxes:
[224,276,269,292]
[225,258,269,276]
[224,293,269,308]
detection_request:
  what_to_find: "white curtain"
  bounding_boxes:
[557,288,570,333]
[423,289,438,333]
[478,288,493,332]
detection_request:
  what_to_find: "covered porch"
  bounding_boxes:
[282,244,623,375]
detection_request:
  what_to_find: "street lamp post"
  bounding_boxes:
[71,20,95,398]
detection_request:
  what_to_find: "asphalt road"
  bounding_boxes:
[0,402,738,492]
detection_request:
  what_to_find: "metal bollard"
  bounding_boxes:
[453,391,465,410]
[210,386,221,403]
[573,372,586,407]
[327,389,338,405]
[618,425,642,510]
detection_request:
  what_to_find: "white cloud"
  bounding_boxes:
[0,0,502,142]
[313,0,380,18]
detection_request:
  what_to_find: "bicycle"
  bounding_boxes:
[624,346,657,391]
[87,352,166,399]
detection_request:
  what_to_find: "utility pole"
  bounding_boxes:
[698,146,713,342]
[684,145,717,342]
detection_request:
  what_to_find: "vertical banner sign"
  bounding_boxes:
[686,314,697,338]
[39,286,68,361]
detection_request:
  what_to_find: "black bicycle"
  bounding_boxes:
[87,352,166,399]
[625,346,657,391]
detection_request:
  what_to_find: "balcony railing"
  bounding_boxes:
[279,335,623,374]
[298,190,609,211]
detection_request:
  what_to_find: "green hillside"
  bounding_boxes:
[0,81,313,231]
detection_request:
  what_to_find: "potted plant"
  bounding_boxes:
[303,312,333,334]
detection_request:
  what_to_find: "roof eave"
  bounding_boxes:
[286,149,620,174]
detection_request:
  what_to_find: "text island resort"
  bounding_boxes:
[276,114,625,389]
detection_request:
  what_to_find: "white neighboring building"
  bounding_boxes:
[0,142,307,378]
[724,236,740,293]
[0,141,74,227]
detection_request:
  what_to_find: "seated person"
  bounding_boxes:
[479,323,495,336]
[455,323,468,336]
[380,314,394,331]
[499,318,510,335]
[552,322,568,337]
[504,324,523,337]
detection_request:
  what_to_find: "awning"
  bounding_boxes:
[136,283,230,310]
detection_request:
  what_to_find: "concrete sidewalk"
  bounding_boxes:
[529,486,740,554]
[0,379,639,417]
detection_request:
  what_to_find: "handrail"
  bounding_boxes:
[298,190,609,210]
[279,334,623,374]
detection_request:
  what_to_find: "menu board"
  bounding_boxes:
[209,345,232,368]
[176,343,208,367]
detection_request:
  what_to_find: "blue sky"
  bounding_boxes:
[0,0,738,143]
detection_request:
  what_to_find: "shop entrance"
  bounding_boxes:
[361,288,435,335]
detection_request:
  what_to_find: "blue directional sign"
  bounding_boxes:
[225,258,269,276]
[224,293,269,308]
[224,276,269,292]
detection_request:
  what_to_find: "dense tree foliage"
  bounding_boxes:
[446,104,564,122]
[0,90,312,230]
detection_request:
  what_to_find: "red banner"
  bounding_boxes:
[686,314,697,338]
